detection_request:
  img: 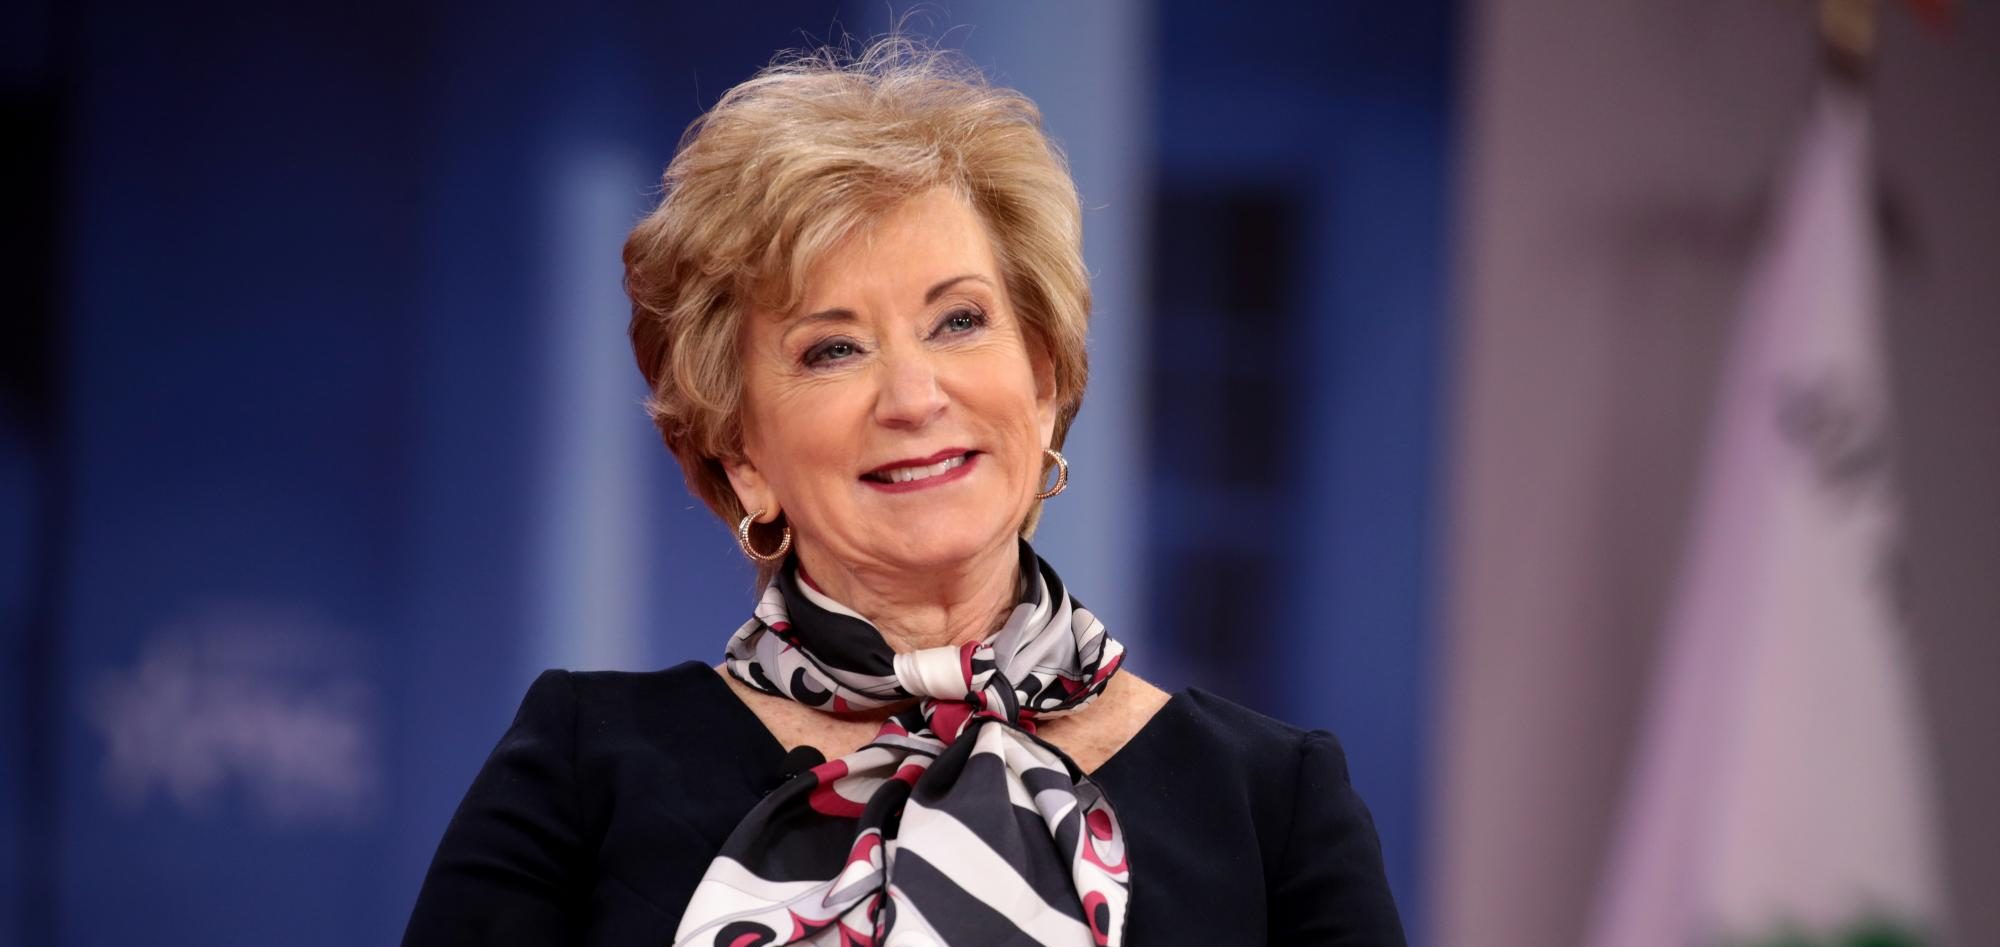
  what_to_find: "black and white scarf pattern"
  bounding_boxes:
[673,541,1131,947]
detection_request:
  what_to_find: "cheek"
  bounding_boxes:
[744,383,865,496]
[959,362,1046,459]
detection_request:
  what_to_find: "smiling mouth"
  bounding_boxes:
[862,450,978,485]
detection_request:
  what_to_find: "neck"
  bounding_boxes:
[793,539,1022,654]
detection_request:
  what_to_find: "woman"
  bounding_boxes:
[404,40,1404,946]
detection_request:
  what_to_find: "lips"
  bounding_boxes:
[862,449,978,485]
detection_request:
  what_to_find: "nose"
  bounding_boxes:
[873,345,949,429]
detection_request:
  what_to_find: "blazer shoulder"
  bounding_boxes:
[560,659,735,737]
[565,659,721,702]
[1171,687,1335,762]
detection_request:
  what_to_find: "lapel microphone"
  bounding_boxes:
[779,745,826,780]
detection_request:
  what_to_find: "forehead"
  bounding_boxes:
[799,187,1002,305]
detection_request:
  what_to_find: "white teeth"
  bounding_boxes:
[882,454,966,484]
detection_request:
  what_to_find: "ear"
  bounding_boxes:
[722,452,781,524]
[1031,342,1061,449]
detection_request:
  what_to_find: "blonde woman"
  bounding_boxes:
[403,40,1404,947]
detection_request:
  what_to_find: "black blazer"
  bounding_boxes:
[403,662,1405,946]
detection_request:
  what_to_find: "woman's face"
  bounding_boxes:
[727,187,1059,580]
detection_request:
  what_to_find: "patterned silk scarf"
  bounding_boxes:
[673,541,1131,947]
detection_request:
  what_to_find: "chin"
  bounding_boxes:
[872,518,1016,572]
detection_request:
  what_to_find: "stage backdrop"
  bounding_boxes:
[12,1,1457,944]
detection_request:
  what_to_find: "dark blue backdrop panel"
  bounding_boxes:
[58,4,422,945]
[1149,2,1455,939]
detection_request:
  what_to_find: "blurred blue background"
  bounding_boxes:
[11,2,2000,946]
[3,1,1452,944]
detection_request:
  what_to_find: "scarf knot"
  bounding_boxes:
[889,642,1038,745]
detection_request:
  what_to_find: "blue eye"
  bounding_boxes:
[937,308,987,335]
[805,338,860,366]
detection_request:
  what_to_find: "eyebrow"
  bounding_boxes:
[786,274,995,335]
[923,273,991,304]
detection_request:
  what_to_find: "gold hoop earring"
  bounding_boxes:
[736,509,792,562]
[1036,448,1069,500]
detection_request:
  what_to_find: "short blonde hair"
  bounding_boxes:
[623,38,1091,545]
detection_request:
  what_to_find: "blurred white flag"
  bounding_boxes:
[1584,84,1946,947]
